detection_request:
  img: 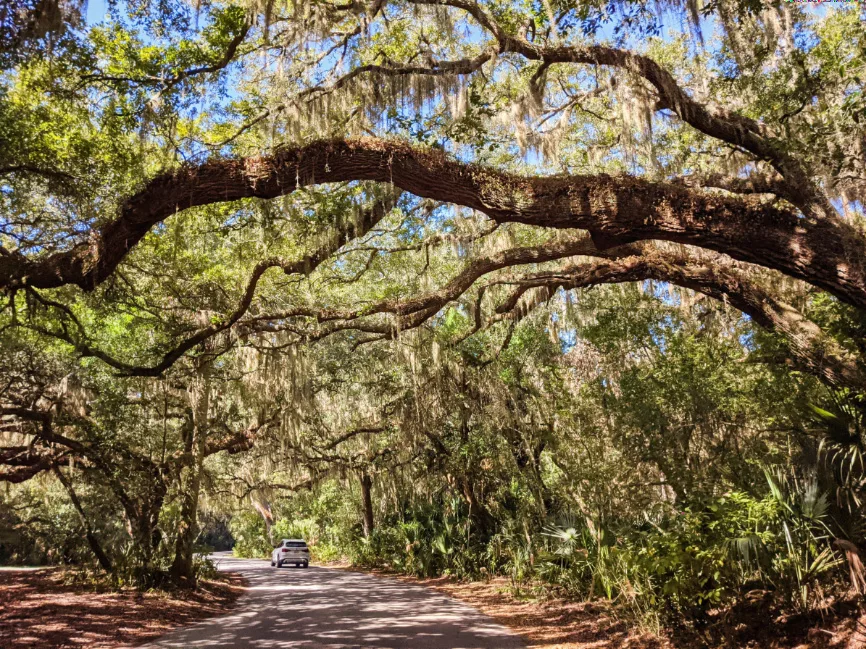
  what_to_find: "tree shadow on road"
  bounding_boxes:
[144,562,524,649]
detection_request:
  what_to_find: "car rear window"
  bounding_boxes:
[286,542,307,548]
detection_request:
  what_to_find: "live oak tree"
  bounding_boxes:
[1,0,863,376]
[1,0,866,595]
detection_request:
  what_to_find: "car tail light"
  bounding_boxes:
[282,548,289,552]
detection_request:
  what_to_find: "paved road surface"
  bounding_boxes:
[141,554,525,649]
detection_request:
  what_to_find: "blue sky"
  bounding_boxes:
[86,0,109,25]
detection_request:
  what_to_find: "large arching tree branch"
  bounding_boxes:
[17,193,399,377]
[2,139,861,312]
[240,234,864,391]
[409,0,831,217]
[20,229,603,378]
[244,234,636,328]
[488,253,865,391]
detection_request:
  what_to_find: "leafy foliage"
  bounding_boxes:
[1,1,865,644]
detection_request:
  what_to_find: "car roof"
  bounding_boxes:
[281,538,307,542]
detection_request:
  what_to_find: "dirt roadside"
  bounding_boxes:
[404,574,669,649]
[0,568,245,649]
[328,563,668,649]
[332,563,866,649]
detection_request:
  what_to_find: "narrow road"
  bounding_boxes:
[142,554,525,649]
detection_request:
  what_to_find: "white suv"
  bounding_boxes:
[271,539,310,568]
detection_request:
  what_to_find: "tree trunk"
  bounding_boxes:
[253,497,275,543]
[461,474,495,536]
[52,466,114,574]
[360,471,374,538]
[128,480,167,583]
[170,360,211,582]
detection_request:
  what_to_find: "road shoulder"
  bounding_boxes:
[0,567,245,649]
[329,565,668,649]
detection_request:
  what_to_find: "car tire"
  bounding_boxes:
[276,559,282,568]
[303,561,309,568]
[270,559,275,567]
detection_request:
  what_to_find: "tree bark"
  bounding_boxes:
[3,139,865,314]
[253,497,275,543]
[129,476,167,580]
[461,474,495,536]
[170,360,211,582]
[52,466,114,574]
[360,471,374,538]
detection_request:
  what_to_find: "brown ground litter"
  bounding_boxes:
[334,564,866,649]
[0,568,245,649]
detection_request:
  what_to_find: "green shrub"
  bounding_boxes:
[540,475,850,629]
[228,511,272,558]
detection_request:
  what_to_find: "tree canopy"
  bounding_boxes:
[2,0,866,638]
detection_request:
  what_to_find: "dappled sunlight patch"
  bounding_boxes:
[331,565,659,649]
[341,567,866,649]
[0,568,245,649]
[141,558,522,648]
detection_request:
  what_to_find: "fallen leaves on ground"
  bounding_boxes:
[330,564,666,649]
[0,568,245,649]
[334,564,866,649]
[408,575,669,649]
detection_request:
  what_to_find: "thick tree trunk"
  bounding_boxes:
[52,466,114,574]
[360,471,374,538]
[170,361,211,582]
[129,482,167,582]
